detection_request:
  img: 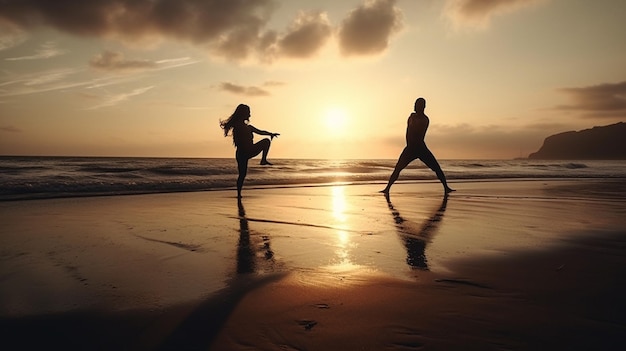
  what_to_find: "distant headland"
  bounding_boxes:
[528,122,626,160]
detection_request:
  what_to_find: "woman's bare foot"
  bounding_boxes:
[260,160,273,165]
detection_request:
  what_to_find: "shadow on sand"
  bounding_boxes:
[155,198,280,350]
[0,199,284,351]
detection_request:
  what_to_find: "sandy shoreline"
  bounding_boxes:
[1,179,625,350]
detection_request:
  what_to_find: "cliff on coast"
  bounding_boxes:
[528,122,626,159]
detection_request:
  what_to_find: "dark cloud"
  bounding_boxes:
[556,81,626,119]
[276,11,332,58]
[444,0,543,29]
[338,0,403,56]
[0,0,276,60]
[0,0,404,62]
[89,50,156,71]
[213,20,271,61]
[0,21,26,51]
[0,0,276,40]
[1,125,22,133]
[218,82,271,97]
[217,80,284,96]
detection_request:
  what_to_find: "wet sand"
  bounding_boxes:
[1,179,625,350]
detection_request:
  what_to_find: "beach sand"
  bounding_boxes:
[1,179,625,350]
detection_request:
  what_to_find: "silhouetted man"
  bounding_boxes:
[382,97,454,194]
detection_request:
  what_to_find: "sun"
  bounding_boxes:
[324,107,349,135]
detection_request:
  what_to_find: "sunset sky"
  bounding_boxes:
[1,0,624,159]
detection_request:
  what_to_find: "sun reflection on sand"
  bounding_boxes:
[331,186,347,222]
[335,230,351,265]
[329,186,359,271]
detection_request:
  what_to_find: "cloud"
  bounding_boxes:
[0,68,85,97]
[443,0,545,30]
[1,125,22,133]
[212,18,272,61]
[0,67,142,97]
[0,21,26,51]
[5,40,65,60]
[338,0,403,56]
[275,11,332,59]
[89,51,200,73]
[426,122,567,158]
[0,0,276,58]
[155,57,198,68]
[209,7,367,62]
[262,80,286,87]
[90,50,157,71]
[86,85,154,110]
[0,50,198,97]
[555,81,626,119]
[217,82,278,97]
[0,0,405,62]
[219,82,270,96]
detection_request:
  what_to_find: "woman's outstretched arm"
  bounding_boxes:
[249,125,279,139]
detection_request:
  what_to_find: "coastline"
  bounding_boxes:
[2,157,625,201]
[1,179,625,350]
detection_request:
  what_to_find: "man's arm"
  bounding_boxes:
[405,116,412,145]
[406,114,428,145]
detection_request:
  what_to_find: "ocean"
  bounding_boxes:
[1,156,625,201]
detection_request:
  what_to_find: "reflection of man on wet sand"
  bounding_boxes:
[382,98,454,194]
[385,193,448,270]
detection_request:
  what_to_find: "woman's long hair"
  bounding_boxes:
[220,104,250,137]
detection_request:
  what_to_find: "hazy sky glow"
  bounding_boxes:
[1,0,624,159]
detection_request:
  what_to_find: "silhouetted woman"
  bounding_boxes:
[220,104,279,198]
[382,98,454,194]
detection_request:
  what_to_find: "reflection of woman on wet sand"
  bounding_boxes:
[220,104,279,198]
[385,193,448,270]
[236,199,274,274]
[382,98,454,194]
[160,200,276,348]
[236,199,255,274]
